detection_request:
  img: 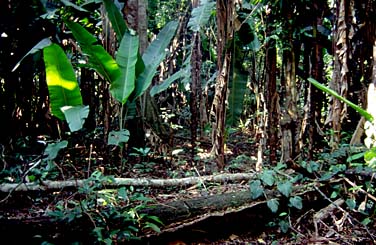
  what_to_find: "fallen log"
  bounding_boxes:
[0,182,318,244]
[0,173,255,192]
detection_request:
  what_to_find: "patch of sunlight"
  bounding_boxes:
[47,72,78,90]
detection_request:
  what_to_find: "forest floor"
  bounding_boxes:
[0,129,375,244]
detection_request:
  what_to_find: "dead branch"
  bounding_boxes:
[0,172,256,193]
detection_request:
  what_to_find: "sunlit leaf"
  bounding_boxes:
[308,77,373,122]
[43,43,83,120]
[65,20,121,83]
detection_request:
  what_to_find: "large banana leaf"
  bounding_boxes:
[12,38,52,72]
[102,0,145,77]
[188,0,215,32]
[65,20,121,83]
[308,77,373,122]
[110,32,139,104]
[102,0,127,43]
[227,68,248,126]
[43,43,83,120]
[132,21,178,100]
[150,68,188,97]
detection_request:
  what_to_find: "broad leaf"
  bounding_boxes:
[44,140,68,160]
[108,129,130,146]
[12,38,52,72]
[133,21,178,100]
[289,196,303,209]
[60,105,89,132]
[308,77,373,122]
[188,0,215,32]
[260,170,275,186]
[150,68,188,96]
[110,32,139,104]
[277,181,293,197]
[227,68,248,126]
[60,0,88,12]
[249,180,264,199]
[267,198,279,213]
[43,43,83,120]
[65,20,121,83]
[102,0,127,42]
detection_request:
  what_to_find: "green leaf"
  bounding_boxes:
[60,105,89,132]
[308,77,373,122]
[102,0,127,43]
[118,187,128,200]
[65,20,121,83]
[45,140,68,160]
[267,198,279,213]
[108,129,130,146]
[347,151,365,163]
[346,198,356,210]
[12,38,52,72]
[147,215,164,225]
[277,181,293,197]
[60,0,88,12]
[289,196,303,209]
[260,170,275,186]
[150,68,188,96]
[364,147,376,162]
[43,43,83,120]
[110,32,139,104]
[144,222,161,233]
[132,21,178,100]
[278,220,290,233]
[249,180,264,199]
[227,68,248,126]
[188,0,215,32]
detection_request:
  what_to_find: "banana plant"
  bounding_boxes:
[13,39,88,132]
[65,1,178,145]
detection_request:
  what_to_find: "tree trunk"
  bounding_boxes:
[265,10,278,164]
[281,2,297,163]
[327,0,352,150]
[190,32,201,159]
[211,0,235,170]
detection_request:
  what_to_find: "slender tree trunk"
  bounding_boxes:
[265,10,278,164]
[211,0,235,170]
[190,34,201,158]
[101,5,117,147]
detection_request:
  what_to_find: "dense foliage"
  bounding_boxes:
[0,0,375,243]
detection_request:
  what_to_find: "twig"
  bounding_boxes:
[313,185,376,243]
[343,177,376,202]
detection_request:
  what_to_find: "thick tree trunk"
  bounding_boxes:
[281,2,297,163]
[265,11,278,164]
[0,183,318,244]
[327,0,352,150]
[211,0,235,170]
